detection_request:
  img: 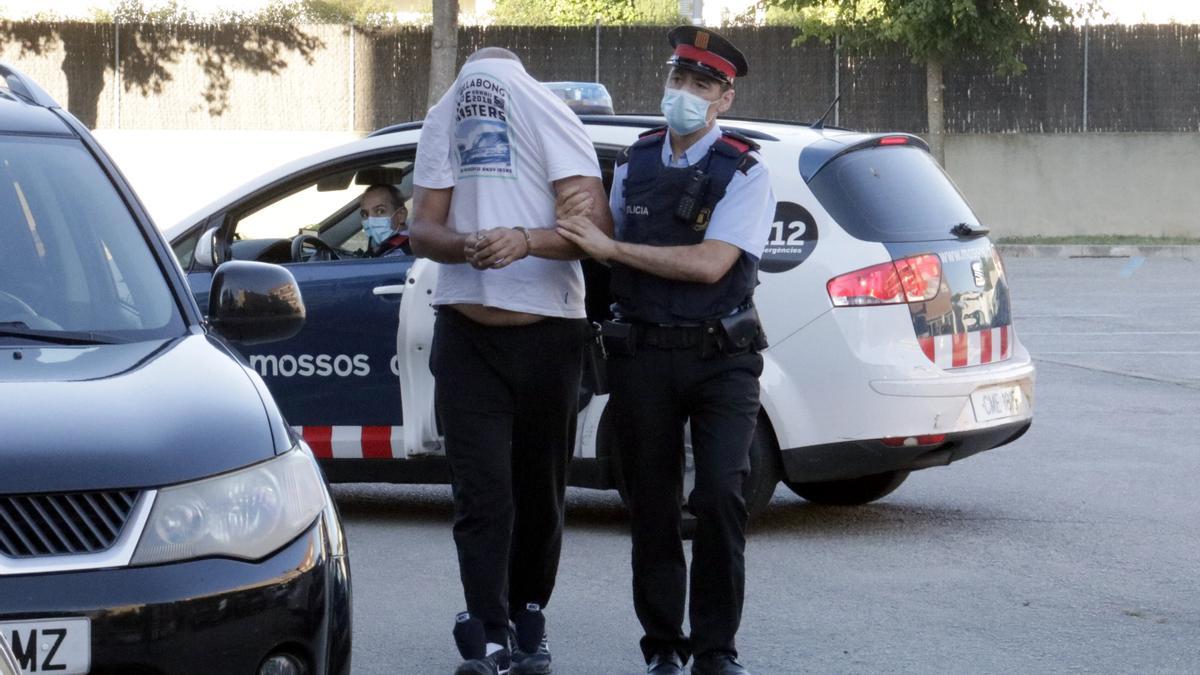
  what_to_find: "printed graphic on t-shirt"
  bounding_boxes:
[454,72,516,179]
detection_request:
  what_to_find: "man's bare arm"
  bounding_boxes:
[471,175,614,266]
[556,214,740,284]
[540,175,612,260]
[409,186,473,264]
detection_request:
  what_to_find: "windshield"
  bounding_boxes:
[808,145,982,243]
[0,135,184,342]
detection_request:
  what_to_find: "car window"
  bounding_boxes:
[171,225,201,270]
[236,181,358,242]
[232,158,414,258]
[0,135,184,339]
[808,146,981,243]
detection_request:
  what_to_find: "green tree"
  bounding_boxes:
[95,0,408,26]
[490,0,685,26]
[765,0,1094,164]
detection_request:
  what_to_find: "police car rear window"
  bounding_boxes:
[808,146,981,243]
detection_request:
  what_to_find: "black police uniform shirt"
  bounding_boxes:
[608,123,776,295]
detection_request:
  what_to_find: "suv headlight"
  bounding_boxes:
[131,448,326,565]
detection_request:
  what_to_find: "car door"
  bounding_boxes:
[179,149,418,460]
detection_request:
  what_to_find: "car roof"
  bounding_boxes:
[369,114,846,144]
[0,63,74,136]
[167,114,910,239]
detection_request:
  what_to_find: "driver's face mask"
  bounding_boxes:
[361,216,393,245]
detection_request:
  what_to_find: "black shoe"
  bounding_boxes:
[691,653,748,675]
[647,652,685,675]
[511,603,552,674]
[453,612,511,675]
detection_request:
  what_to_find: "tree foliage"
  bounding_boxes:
[766,0,1091,73]
[88,0,414,27]
[490,0,686,26]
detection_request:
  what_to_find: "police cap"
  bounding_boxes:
[666,26,748,86]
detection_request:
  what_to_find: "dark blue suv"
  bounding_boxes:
[0,64,350,675]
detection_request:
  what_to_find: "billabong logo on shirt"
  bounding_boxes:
[455,73,516,179]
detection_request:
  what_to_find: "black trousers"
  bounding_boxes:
[608,345,763,664]
[429,308,588,645]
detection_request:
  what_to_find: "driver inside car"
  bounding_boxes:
[359,183,411,257]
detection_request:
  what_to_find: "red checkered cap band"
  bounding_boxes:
[673,44,737,80]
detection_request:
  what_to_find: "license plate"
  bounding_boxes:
[970,384,1029,423]
[0,619,90,675]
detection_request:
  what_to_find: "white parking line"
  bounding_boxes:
[1017,313,1123,318]
[1022,331,1200,336]
[1037,351,1200,355]
[1035,357,1200,390]
[1028,330,1200,335]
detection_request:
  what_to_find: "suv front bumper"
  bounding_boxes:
[0,515,350,675]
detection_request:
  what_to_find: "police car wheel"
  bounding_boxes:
[742,418,782,523]
[784,470,910,506]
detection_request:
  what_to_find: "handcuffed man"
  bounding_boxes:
[410,46,612,675]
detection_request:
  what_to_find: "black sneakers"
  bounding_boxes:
[511,603,553,675]
[646,652,685,674]
[690,653,749,675]
[453,612,511,675]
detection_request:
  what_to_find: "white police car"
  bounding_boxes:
[167,101,1035,520]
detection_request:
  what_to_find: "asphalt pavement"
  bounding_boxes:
[333,257,1200,674]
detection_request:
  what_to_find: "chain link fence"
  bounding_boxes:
[2,21,1197,133]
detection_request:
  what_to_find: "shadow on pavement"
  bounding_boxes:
[331,483,454,523]
[331,484,632,533]
[752,494,1018,539]
[331,483,1010,542]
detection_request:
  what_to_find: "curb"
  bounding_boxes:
[997,244,1200,259]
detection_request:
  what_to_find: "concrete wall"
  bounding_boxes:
[92,129,1200,238]
[1,23,355,131]
[947,133,1200,238]
[117,24,354,131]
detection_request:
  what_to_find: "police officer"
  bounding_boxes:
[556,26,775,675]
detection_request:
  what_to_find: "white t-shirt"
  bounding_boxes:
[414,57,601,318]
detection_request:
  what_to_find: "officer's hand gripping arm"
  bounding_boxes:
[556,183,594,219]
[521,175,613,261]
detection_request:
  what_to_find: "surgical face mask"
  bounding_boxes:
[660,87,714,135]
[362,216,393,246]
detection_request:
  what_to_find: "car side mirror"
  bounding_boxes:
[194,224,224,268]
[208,261,305,345]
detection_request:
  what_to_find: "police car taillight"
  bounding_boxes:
[827,254,942,307]
[881,434,946,447]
